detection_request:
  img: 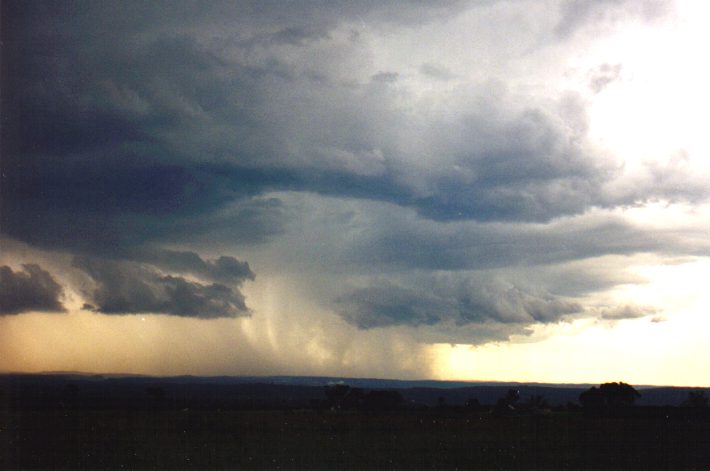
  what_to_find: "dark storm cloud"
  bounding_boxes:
[336,283,445,328]
[342,209,695,273]
[0,0,700,338]
[73,257,249,318]
[138,249,255,284]
[0,0,698,264]
[69,248,256,318]
[336,276,581,329]
[0,264,65,314]
[334,269,661,332]
[0,156,287,254]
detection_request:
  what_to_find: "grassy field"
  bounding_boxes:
[3,408,710,469]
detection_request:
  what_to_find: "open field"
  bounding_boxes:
[4,407,710,469]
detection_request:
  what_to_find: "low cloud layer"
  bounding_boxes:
[74,257,251,318]
[0,264,65,314]
[336,277,582,329]
[136,250,255,284]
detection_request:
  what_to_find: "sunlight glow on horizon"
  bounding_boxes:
[432,257,710,387]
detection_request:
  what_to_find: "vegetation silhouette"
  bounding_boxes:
[4,375,710,469]
[579,382,640,416]
[362,389,404,412]
[683,390,709,408]
[493,388,520,417]
[323,384,404,413]
[324,384,364,411]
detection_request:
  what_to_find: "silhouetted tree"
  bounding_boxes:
[682,391,708,408]
[325,384,350,407]
[580,382,640,415]
[362,390,404,412]
[598,382,640,406]
[324,384,364,411]
[579,387,605,410]
[525,394,549,412]
[493,388,520,417]
[465,398,482,412]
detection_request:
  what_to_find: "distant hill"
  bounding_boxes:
[1,373,707,409]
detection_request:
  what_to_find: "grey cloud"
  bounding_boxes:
[0,1,607,236]
[336,283,445,329]
[343,208,687,273]
[411,321,534,345]
[589,63,622,93]
[419,63,455,80]
[0,264,65,314]
[510,259,649,298]
[2,0,701,270]
[336,275,581,330]
[137,249,255,284]
[371,72,399,84]
[73,257,250,318]
[268,26,331,46]
[2,0,704,333]
[555,0,672,39]
[599,304,658,320]
[332,268,665,342]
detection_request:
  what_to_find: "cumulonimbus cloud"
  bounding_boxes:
[0,0,701,349]
[73,256,252,318]
[0,264,65,314]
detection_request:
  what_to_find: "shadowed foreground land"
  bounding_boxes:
[2,375,710,469]
[4,409,710,469]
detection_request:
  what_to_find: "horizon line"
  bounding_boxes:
[2,370,709,389]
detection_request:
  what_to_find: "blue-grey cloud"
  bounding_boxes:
[336,275,582,329]
[339,208,699,273]
[0,0,699,339]
[0,264,65,314]
[73,257,250,318]
[0,0,697,266]
[133,249,255,284]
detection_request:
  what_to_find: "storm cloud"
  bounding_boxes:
[336,276,582,329]
[0,264,65,314]
[73,257,251,318]
[1,0,708,380]
[136,249,255,284]
[2,0,699,261]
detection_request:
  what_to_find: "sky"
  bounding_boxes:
[2,0,710,386]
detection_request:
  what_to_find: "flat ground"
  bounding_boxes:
[3,408,710,469]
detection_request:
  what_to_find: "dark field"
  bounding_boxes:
[2,375,710,469]
[4,408,710,469]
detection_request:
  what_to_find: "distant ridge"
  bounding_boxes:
[10,372,600,389]
[3,371,697,389]
[1,373,708,407]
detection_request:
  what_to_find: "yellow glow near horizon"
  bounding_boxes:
[432,258,710,387]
